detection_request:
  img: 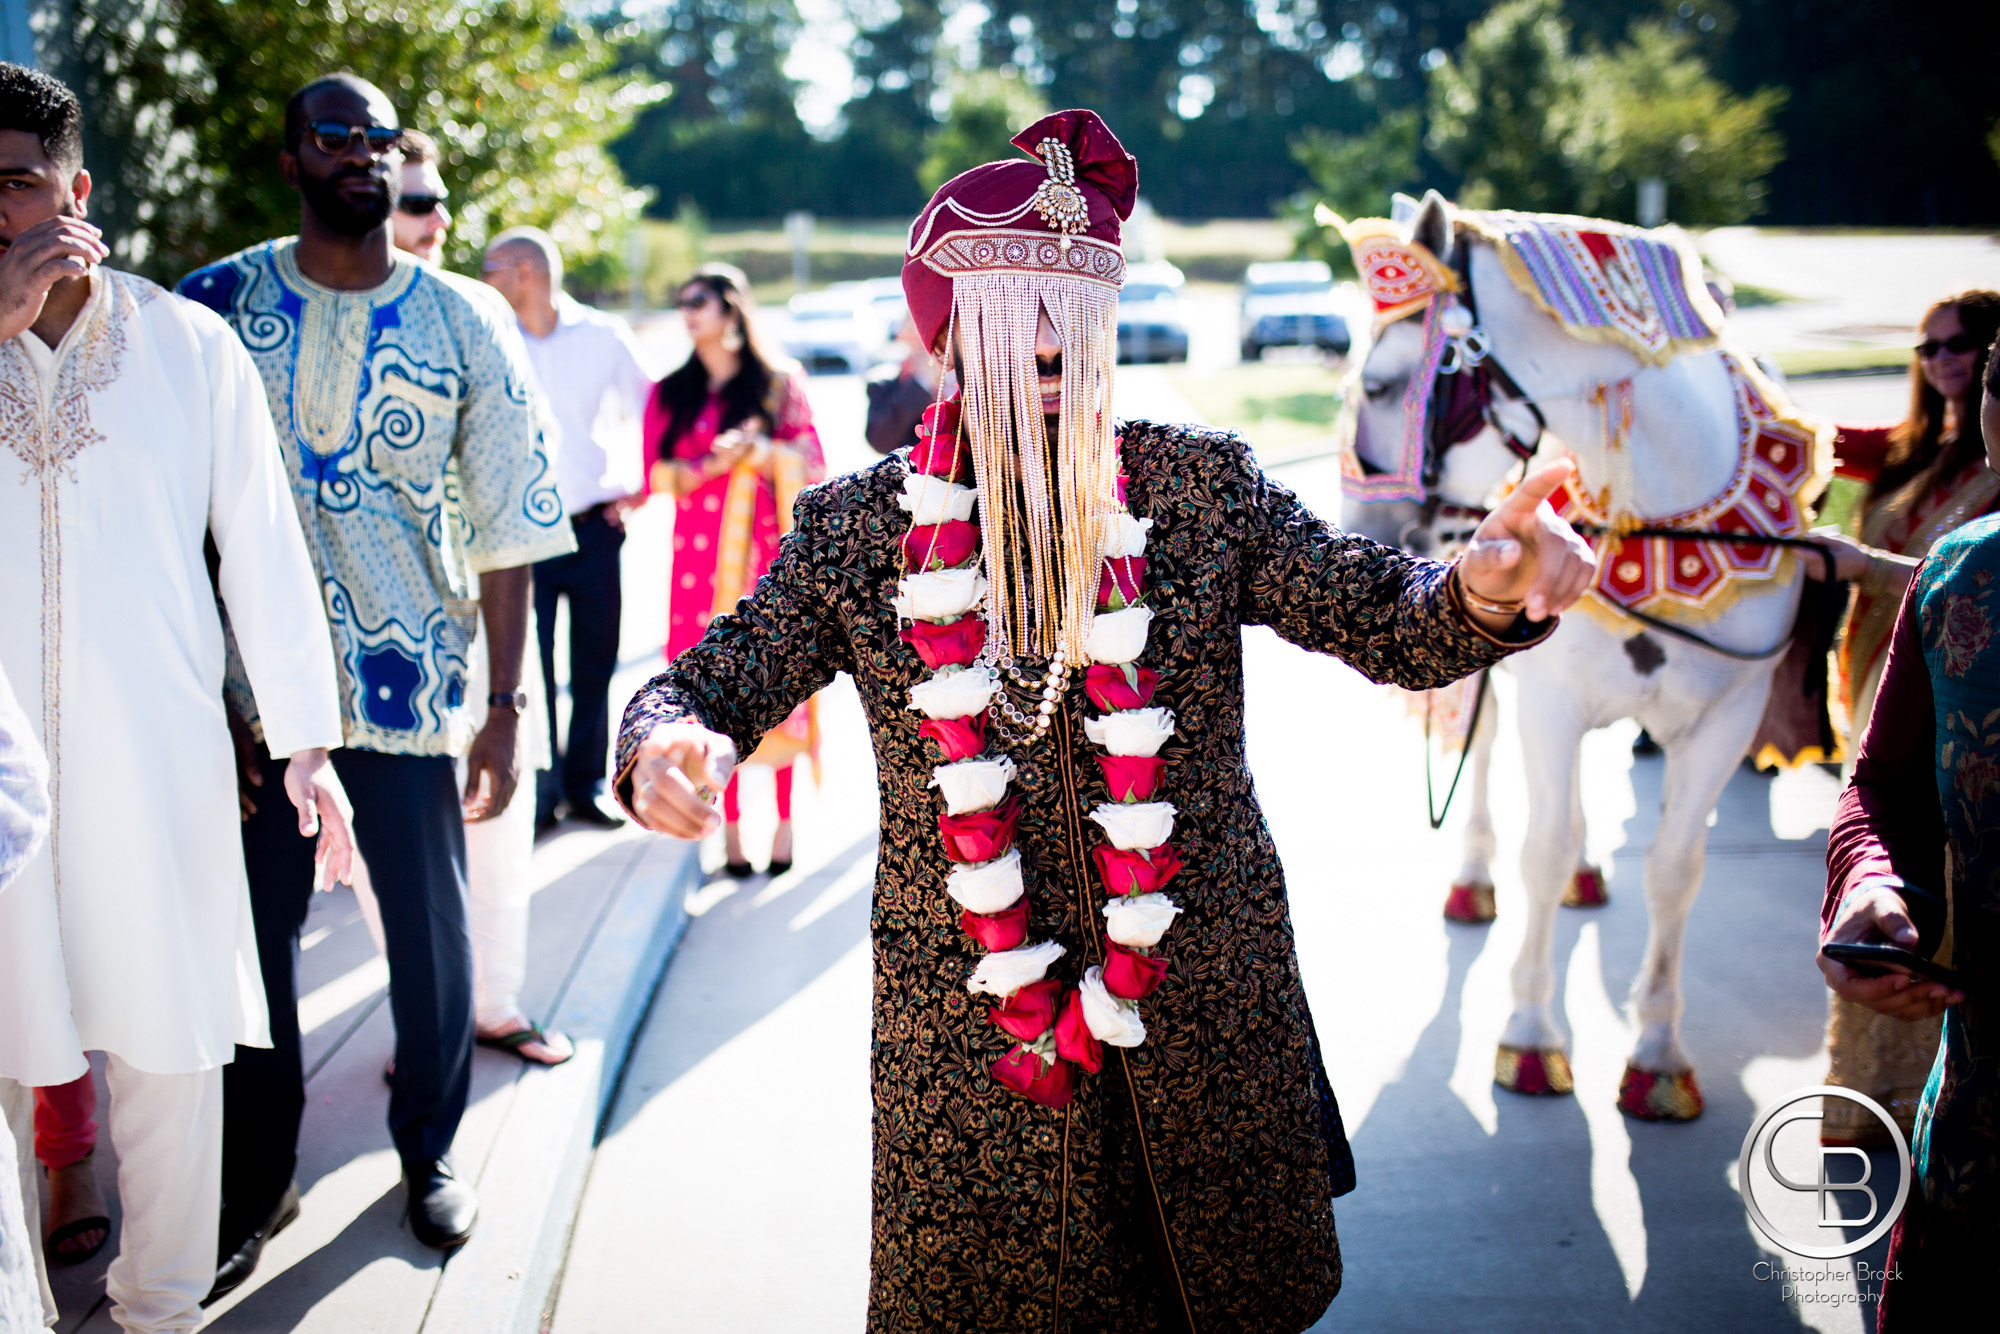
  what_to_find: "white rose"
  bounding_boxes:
[930,756,1017,816]
[1086,605,1153,664]
[1083,707,1176,757]
[895,567,987,621]
[1102,893,1183,948]
[896,474,978,526]
[1089,801,1176,851]
[1080,966,1148,1047]
[945,849,1026,915]
[908,665,999,720]
[1101,512,1154,559]
[966,939,1065,999]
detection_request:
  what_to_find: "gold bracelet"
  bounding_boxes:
[1456,567,1526,617]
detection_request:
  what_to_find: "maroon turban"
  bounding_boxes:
[901,109,1140,354]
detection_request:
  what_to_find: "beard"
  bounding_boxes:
[300,165,397,237]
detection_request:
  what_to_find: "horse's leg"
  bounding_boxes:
[1563,763,1608,908]
[1444,683,1501,924]
[1495,680,1588,1096]
[1618,671,1770,1122]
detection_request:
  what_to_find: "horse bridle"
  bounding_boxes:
[1415,234,1839,663]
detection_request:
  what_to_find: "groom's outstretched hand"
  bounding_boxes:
[627,721,739,839]
[1459,458,1597,630]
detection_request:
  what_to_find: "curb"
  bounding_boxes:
[421,839,701,1334]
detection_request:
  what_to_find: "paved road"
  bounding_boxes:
[553,351,1885,1331]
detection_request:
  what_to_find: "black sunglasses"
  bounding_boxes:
[304,121,403,157]
[397,193,447,216]
[1917,333,1980,359]
[677,291,717,311]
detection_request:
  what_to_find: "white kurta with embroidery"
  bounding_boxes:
[0,269,343,1085]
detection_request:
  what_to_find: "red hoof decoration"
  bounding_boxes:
[1563,865,1608,908]
[1617,1066,1704,1121]
[1443,882,1497,924]
[1495,1044,1574,1096]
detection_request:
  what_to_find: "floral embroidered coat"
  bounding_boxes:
[615,422,1549,1333]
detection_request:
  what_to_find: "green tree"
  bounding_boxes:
[1570,22,1783,224]
[1424,0,1585,213]
[55,0,648,283]
[919,70,1049,194]
[1282,106,1421,268]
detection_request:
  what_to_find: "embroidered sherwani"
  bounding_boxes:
[614,422,1550,1332]
[0,270,342,1086]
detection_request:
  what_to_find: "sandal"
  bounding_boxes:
[477,1022,575,1067]
[43,1154,111,1267]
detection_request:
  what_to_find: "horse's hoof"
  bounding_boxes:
[1563,865,1608,908]
[1618,1066,1704,1121]
[1495,1044,1574,1096]
[1443,881,1496,924]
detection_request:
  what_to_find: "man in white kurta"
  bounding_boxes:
[0,63,348,1333]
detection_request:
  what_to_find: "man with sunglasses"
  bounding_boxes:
[178,73,575,1269]
[391,128,451,266]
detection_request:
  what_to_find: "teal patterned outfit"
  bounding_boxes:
[178,240,573,755]
[1828,512,2000,1321]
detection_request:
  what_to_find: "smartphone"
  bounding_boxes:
[1822,941,1965,993]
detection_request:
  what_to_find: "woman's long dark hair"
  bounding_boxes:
[656,263,788,454]
[1872,288,2000,502]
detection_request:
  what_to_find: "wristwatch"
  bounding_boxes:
[487,690,530,715]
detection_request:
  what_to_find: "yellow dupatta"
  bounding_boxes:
[708,409,820,775]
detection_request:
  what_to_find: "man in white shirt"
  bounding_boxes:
[0,63,352,1332]
[482,227,652,830]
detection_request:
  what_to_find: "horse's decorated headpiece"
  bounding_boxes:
[1317,205,1460,332]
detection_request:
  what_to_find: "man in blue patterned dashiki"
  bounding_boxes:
[178,73,574,1275]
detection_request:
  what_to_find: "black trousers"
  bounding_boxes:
[534,505,625,818]
[223,747,471,1247]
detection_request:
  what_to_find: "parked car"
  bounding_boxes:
[1239,260,1350,361]
[781,283,892,374]
[853,276,910,338]
[1116,262,1190,363]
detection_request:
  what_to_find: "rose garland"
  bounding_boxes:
[898,395,1185,1108]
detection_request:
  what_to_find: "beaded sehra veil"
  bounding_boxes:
[903,111,1139,668]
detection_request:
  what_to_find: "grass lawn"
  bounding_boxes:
[1772,345,1913,377]
[1166,359,1349,462]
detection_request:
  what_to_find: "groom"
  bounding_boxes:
[616,109,1593,1331]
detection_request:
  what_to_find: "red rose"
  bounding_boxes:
[961,893,1029,952]
[919,711,987,762]
[1092,843,1184,897]
[1103,941,1168,999]
[922,399,961,438]
[939,798,1019,863]
[901,616,987,669]
[991,1045,1076,1107]
[1053,987,1103,1074]
[1085,663,1159,711]
[901,520,980,571]
[1097,754,1165,803]
[1096,557,1148,610]
[988,978,1063,1043]
[909,431,970,482]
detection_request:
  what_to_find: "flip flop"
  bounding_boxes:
[45,1214,112,1267]
[477,1023,574,1067]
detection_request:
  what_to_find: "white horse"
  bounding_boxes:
[1341,193,1810,1119]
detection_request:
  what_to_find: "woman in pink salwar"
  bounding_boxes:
[644,264,825,875]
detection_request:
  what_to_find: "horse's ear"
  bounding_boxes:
[1412,189,1456,268]
[1390,192,1421,225]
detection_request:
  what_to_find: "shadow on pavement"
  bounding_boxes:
[598,831,877,1139]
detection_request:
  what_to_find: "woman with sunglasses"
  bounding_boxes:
[643,264,825,876]
[1815,288,2000,1149]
